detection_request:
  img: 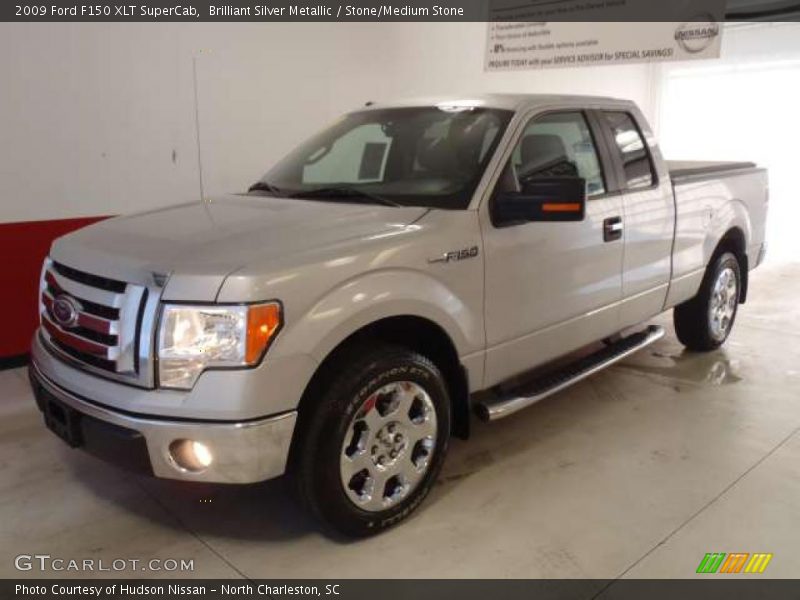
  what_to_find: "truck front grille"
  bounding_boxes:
[40,259,150,384]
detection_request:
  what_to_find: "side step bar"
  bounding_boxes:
[476,325,665,422]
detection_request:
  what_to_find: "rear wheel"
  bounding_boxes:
[291,344,450,537]
[674,251,741,351]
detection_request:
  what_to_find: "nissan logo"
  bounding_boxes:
[675,17,720,54]
[52,294,81,328]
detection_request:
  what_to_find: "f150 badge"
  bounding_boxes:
[428,246,479,264]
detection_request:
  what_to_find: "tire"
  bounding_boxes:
[674,251,741,352]
[291,343,451,537]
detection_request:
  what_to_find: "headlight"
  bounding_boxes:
[157,302,282,390]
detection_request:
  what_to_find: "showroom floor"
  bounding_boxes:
[2,261,799,580]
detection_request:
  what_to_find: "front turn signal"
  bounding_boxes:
[246,303,282,364]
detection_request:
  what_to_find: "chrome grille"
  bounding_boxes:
[39,258,151,384]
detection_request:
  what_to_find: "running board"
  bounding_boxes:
[476,325,665,422]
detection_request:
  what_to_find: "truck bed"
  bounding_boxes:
[667,158,768,310]
[668,160,758,182]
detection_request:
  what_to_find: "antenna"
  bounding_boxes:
[192,54,206,203]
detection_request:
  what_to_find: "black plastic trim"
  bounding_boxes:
[52,261,127,293]
[30,372,152,474]
[133,288,149,374]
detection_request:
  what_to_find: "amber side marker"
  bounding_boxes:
[542,202,582,212]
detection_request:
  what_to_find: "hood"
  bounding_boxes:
[51,195,428,301]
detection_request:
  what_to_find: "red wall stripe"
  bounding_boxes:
[0,216,109,359]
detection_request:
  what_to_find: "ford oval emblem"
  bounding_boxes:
[52,294,81,328]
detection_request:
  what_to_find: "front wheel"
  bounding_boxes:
[291,344,451,537]
[674,251,741,351]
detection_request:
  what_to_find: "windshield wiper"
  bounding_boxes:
[248,181,286,196]
[289,186,401,207]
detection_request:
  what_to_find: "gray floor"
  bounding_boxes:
[2,262,799,580]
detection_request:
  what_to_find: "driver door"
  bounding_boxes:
[481,110,625,387]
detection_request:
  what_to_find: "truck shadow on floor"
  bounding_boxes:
[67,437,514,544]
[64,415,540,544]
[64,340,750,544]
[62,372,659,544]
[67,458,324,542]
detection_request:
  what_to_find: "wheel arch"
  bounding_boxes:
[713,226,749,303]
[293,315,471,443]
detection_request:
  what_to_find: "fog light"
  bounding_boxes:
[169,439,214,472]
[191,441,213,467]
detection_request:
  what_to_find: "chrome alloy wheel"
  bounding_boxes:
[340,381,438,512]
[709,266,738,341]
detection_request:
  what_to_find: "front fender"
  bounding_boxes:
[275,268,483,372]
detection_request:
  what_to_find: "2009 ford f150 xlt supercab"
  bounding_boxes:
[30,94,768,536]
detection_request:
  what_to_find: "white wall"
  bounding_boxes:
[654,23,800,262]
[364,23,658,120]
[0,22,659,224]
[0,24,199,222]
[193,23,390,196]
[0,23,388,222]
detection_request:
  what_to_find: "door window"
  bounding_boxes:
[509,111,607,197]
[603,112,656,190]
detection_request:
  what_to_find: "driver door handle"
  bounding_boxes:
[604,216,623,242]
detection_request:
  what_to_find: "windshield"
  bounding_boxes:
[253,106,513,210]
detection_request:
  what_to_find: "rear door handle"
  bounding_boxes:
[604,216,623,242]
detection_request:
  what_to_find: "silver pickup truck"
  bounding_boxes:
[29,94,768,536]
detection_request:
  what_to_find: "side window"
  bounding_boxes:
[509,111,606,197]
[603,112,656,190]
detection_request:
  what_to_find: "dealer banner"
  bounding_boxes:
[485,0,726,71]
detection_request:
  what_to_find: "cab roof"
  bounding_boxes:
[358,93,637,113]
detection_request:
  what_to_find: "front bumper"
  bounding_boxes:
[29,361,297,484]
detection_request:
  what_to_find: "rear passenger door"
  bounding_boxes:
[596,109,675,328]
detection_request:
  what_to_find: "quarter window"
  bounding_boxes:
[603,112,656,190]
[509,112,606,197]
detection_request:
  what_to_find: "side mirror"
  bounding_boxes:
[492,177,587,227]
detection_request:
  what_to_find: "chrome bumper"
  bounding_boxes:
[29,361,297,484]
